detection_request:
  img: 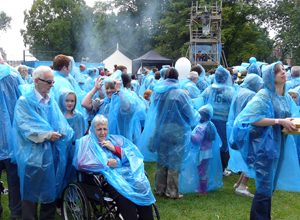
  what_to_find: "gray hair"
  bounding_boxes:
[17,65,29,80]
[187,71,199,80]
[32,66,52,81]
[291,66,300,78]
[94,115,108,126]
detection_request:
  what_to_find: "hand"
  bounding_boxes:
[94,77,104,91]
[114,79,122,92]
[280,118,298,132]
[50,131,62,141]
[100,140,116,152]
[108,159,117,168]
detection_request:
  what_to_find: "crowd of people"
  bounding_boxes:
[1,52,300,220]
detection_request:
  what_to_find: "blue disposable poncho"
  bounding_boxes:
[58,88,87,139]
[72,118,155,206]
[247,63,262,77]
[69,57,85,86]
[108,88,146,144]
[200,66,236,152]
[147,79,158,92]
[160,68,167,78]
[196,78,209,93]
[0,64,22,160]
[137,79,200,170]
[131,79,140,94]
[52,70,87,113]
[139,71,154,96]
[227,74,264,177]
[179,104,223,193]
[285,77,300,91]
[232,61,300,195]
[180,78,201,99]
[12,86,74,203]
[58,88,87,190]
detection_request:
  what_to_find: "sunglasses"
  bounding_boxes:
[38,78,55,84]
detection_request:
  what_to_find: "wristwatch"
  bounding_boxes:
[275,119,279,125]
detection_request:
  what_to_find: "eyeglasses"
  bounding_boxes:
[38,78,55,84]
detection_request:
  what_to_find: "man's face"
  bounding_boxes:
[35,70,54,96]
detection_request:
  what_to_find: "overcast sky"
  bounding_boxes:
[0,0,96,60]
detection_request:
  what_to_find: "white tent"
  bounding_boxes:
[103,44,132,73]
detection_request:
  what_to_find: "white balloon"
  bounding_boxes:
[175,57,191,80]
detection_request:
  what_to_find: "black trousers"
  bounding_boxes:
[22,200,56,220]
[103,183,154,220]
[250,192,272,220]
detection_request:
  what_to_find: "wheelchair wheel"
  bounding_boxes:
[62,182,91,220]
[152,203,160,220]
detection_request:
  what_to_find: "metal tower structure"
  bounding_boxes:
[186,1,227,67]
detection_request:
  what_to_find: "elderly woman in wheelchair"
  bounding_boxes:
[62,115,157,220]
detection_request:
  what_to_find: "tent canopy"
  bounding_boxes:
[132,50,173,74]
[103,49,132,73]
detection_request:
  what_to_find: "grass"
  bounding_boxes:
[1,163,300,219]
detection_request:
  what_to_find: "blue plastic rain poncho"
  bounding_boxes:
[137,79,200,169]
[195,64,209,92]
[247,63,262,77]
[139,71,154,96]
[69,57,85,86]
[58,88,87,139]
[180,78,201,99]
[160,68,167,79]
[12,86,74,203]
[285,76,300,91]
[131,79,140,94]
[179,104,223,194]
[147,79,158,92]
[72,119,155,206]
[108,88,146,144]
[227,74,264,177]
[58,88,87,190]
[0,64,22,160]
[232,61,300,195]
[52,70,87,113]
[200,65,236,152]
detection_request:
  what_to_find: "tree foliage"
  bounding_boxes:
[21,0,94,61]
[0,11,12,32]
[261,0,300,65]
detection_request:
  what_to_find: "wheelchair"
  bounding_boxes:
[61,171,160,220]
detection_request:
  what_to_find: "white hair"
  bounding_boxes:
[17,65,28,78]
[32,66,52,80]
[187,71,199,80]
[94,115,108,126]
[291,66,300,77]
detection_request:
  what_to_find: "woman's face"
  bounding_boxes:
[95,122,108,142]
[65,94,76,111]
[106,85,116,99]
[275,64,287,84]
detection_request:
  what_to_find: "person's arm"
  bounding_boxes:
[27,131,61,143]
[81,77,103,110]
[251,118,297,132]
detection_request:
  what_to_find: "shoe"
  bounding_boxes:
[223,169,232,176]
[235,188,254,198]
[233,183,248,190]
[1,188,8,195]
[178,194,184,199]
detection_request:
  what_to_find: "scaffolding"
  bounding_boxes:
[186,1,227,67]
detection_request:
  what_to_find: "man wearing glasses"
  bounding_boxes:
[13,66,74,219]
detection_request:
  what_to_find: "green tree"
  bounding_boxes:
[0,11,12,32]
[21,0,94,61]
[262,0,300,65]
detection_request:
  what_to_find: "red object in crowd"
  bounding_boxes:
[100,71,105,76]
